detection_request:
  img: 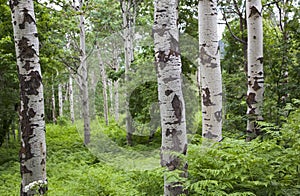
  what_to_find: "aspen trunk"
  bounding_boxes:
[97,46,109,125]
[58,83,63,117]
[121,0,135,145]
[69,75,75,124]
[199,0,223,142]
[153,0,188,195]
[79,0,90,145]
[10,0,47,194]
[51,83,57,124]
[246,0,264,140]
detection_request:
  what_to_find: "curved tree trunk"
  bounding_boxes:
[9,0,47,194]
[199,0,223,142]
[153,0,188,195]
[246,0,264,140]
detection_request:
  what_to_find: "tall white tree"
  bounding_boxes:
[246,0,264,140]
[58,83,63,117]
[120,0,137,145]
[199,0,223,142]
[153,0,188,195]
[9,0,47,194]
[69,74,75,124]
[96,44,109,125]
[77,0,90,145]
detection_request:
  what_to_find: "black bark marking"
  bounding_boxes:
[248,6,261,18]
[152,26,168,37]
[172,94,182,123]
[9,0,19,10]
[162,76,177,83]
[246,92,257,106]
[21,71,42,96]
[257,57,263,64]
[214,110,222,122]
[203,131,218,139]
[165,90,173,96]
[252,80,261,91]
[253,36,256,39]
[23,60,34,71]
[28,108,36,118]
[18,37,37,59]
[20,165,33,175]
[202,87,214,106]
[41,158,45,165]
[19,8,36,29]
[182,143,187,155]
[199,47,217,68]
[166,157,180,171]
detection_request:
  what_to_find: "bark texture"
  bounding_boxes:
[153,0,188,195]
[79,0,90,145]
[97,46,109,125]
[58,83,63,117]
[199,0,223,142]
[246,0,264,140]
[121,0,136,146]
[69,75,75,124]
[9,0,47,194]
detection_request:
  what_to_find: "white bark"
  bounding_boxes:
[108,79,113,114]
[51,83,56,123]
[246,0,264,138]
[198,0,223,142]
[69,75,75,124]
[153,0,188,195]
[121,0,135,145]
[10,0,47,194]
[58,83,63,117]
[79,0,90,145]
[97,46,109,125]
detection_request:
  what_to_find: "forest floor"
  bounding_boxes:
[0,121,164,196]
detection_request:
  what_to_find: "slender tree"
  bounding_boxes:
[153,0,188,195]
[69,74,75,124]
[245,0,264,140]
[120,0,137,146]
[199,0,223,142]
[78,0,91,145]
[9,0,47,194]
[58,83,63,117]
[96,44,109,125]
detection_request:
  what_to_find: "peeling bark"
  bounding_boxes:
[153,0,188,195]
[10,0,47,195]
[199,0,223,142]
[246,0,264,140]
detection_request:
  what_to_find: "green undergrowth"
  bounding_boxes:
[0,122,163,196]
[1,109,300,195]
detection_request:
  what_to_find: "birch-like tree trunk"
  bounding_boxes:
[121,0,136,145]
[199,0,223,142]
[9,0,47,194]
[153,0,188,195]
[79,0,90,145]
[51,82,57,124]
[97,45,109,125]
[69,75,75,124]
[246,0,264,140]
[58,83,63,117]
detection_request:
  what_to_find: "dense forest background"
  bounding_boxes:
[1,0,300,195]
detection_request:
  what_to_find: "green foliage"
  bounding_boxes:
[186,109,300,195]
